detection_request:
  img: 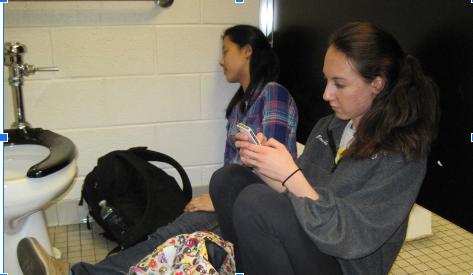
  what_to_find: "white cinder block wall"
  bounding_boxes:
[4,0,260,226]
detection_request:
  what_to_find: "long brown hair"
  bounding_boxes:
[329,22,439,162]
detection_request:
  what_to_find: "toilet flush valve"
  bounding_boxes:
[22,64,59,76]
[4,42,59,130]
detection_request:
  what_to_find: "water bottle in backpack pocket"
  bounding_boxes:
[79,147,193,253]
[99,200,127,236]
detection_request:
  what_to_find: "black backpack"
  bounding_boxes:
[79,147,192,253]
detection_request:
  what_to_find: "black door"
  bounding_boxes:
[273,0,473,232]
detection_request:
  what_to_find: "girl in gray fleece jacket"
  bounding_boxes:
[210,22,439,275]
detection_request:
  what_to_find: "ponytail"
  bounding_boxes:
[225,87,244,119]
[346,55,439,162]
[223,25,280,119]
[329,22,439,162]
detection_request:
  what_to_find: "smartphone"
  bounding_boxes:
[236,123,261,145]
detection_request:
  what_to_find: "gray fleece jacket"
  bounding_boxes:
[286,115,426,275]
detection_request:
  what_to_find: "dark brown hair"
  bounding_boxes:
[223,25,280,118]
[329,22,439,162]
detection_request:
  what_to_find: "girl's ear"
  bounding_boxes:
[371,76,386,94]
[242,44,253,59]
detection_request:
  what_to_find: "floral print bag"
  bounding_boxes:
[129,231,236,275]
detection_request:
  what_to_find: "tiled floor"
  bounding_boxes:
[47,212,473,274]
[390,213,473,275]
[48,222,119,266]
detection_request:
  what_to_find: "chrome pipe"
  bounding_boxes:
[4,42,59,130]
[11,79,31,130]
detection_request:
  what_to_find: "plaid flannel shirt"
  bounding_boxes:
[224,82,298,165]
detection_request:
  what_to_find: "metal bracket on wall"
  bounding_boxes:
[8,0,174,7]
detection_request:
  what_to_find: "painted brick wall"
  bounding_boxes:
[4,0,260,225]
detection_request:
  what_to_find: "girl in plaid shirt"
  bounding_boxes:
[17,24,298,275]
[185,25,298,213]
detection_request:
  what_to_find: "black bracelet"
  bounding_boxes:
[282,168,301,186]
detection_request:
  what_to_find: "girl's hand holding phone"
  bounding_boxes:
[237,132,297,181]
[236,123,261,145]
[236,131,266,168]
[235,132,266,148]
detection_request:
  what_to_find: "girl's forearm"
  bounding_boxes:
[254,168,319,200]
[284,172,320,200]
[254,168,287,193]
[256,168,320,200]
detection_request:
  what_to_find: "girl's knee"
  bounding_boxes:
[235,185,267,207]
[209,164,248,196]
[233,185,283,222]
[233,185,298,237]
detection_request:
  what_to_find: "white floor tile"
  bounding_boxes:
[43,211,473,273]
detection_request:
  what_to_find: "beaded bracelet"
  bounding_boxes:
[282,168,301,186]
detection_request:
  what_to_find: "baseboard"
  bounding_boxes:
[44,184,210,227]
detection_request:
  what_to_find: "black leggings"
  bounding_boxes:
[209,164,343,275]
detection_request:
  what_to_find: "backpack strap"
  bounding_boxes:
[99,147,192,249]
[124,147,193,202]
